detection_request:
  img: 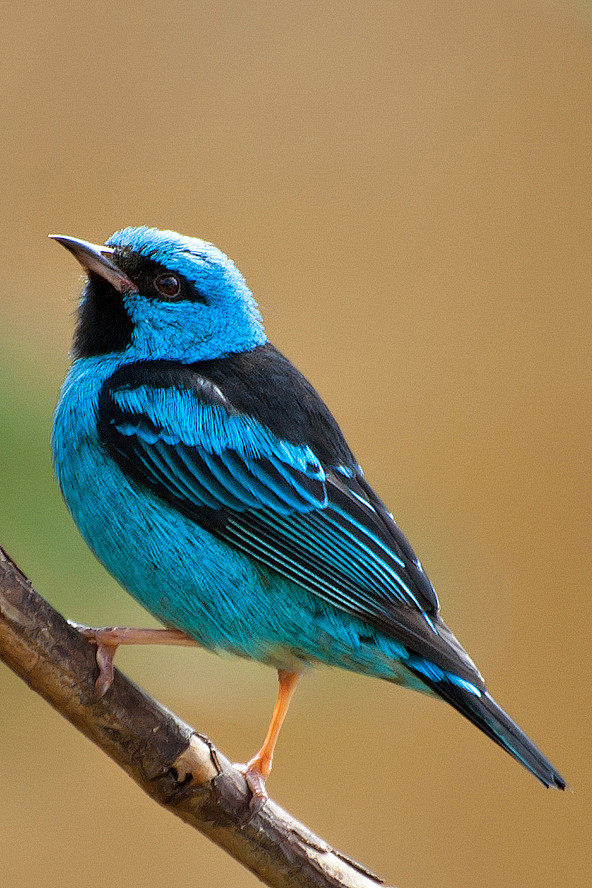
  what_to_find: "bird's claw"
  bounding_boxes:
[234,760,270,812]
[93,641,118,698]
[70,624,119,698]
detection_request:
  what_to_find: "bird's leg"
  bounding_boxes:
[69,623,198,698]
[237,669,302,809]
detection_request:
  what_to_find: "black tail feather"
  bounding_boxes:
[410,670,567,790]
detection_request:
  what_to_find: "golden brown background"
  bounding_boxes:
[0,2,590,886]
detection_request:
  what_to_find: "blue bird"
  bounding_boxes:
[51,227,566,801]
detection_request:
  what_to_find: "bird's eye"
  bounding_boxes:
[154,273,181,299]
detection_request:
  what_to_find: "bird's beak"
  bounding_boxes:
[49,235,136,293]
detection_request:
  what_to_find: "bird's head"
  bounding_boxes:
[51,226,267,363]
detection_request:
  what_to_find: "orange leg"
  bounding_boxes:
[240,669,302,807]
[69,622,198,698]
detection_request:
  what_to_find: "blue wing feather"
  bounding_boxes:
[100,368,437,613]
[111,383,326,512]
[98,359,487,683]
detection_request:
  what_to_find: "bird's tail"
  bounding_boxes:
[409,668,567,789]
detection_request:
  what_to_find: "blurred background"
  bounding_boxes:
[0,1,590,886]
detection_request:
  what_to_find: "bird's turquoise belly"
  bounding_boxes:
[58,433,290,656]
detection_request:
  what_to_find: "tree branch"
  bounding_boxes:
[0,546,395,888]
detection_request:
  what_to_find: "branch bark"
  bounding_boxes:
[0,546,395,888]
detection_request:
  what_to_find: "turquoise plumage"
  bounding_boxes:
[51,227,566,800]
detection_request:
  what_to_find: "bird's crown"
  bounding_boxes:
[107,226,251,305]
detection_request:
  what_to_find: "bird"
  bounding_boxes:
[50,226,566,803]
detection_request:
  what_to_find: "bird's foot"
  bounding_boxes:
[70,624,120,698]
[234,754,271,812]
[69,623,197,698]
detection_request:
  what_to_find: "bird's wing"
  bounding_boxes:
[98,357,480,682]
